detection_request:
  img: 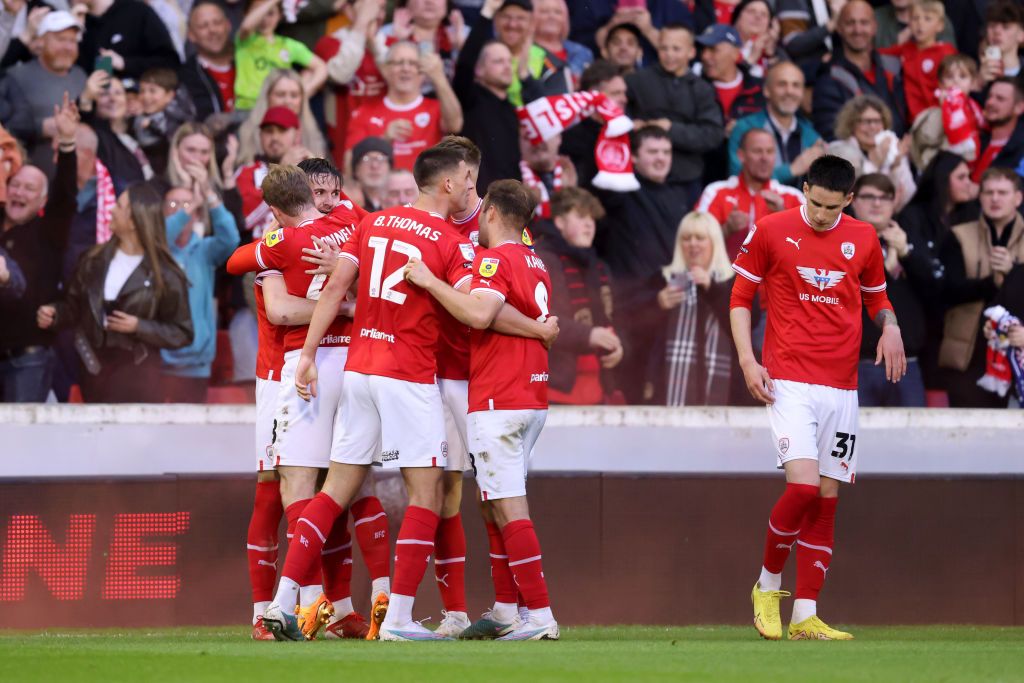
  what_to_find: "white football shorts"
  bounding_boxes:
[768,379,859,483]
[272,347,348,469]
[468,408,547,501]
[255,377,278,471]
[438,378,471,473]
[330,371,447,470]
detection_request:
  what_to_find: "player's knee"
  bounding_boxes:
[819,477,840,498]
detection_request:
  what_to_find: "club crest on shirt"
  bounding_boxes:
[415,112,431,128]
[459,243,476,261]
[779,438,790,454]
[263,228,284,248]
[479,257,499,277]
[841,242,855,260]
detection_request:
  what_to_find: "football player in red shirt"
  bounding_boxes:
[404,179,559,640]
[730,155,906,641]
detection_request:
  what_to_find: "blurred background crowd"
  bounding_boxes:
[0,0,1022,408]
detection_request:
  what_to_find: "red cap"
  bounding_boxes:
[260,106,300,130]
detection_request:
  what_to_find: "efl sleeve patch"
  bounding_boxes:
[263,228,284,248]
[479,257,499,278]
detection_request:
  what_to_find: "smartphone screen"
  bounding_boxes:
[95,55,113,74]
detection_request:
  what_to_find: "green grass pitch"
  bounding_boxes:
[1,626,1022,683]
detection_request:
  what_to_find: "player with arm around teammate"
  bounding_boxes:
[404,179,561,641]
[730,155,906,641]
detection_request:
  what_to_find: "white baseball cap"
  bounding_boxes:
[37,11,83,37]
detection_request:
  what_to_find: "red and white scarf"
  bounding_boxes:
[95,159,116,245]
[520,161,564,217]
[517,91,640,192]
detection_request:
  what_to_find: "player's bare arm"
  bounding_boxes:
[492,306,560,348]
[873,308,907,383]
[262,276,318,326]
[729,306,775,405]
[295,257,359,402]
[403,258,503,328]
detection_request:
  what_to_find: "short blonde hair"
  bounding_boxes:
[911,0,945,20]
[833,95,893,140]
[662,211,734,284]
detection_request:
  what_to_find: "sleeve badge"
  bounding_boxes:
[479,257,500,278]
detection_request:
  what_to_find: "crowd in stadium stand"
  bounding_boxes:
[0,0,1022,408]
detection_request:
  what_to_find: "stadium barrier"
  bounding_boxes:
[1,405,1022,627]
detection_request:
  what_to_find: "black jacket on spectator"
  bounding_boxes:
[717,65,765,123]
[82,112,148,190]
[0,244,26,300]
[77,0,180,79]
[858,242,926,361]
[180,55,230,122]
[812,50,906,141]
[979,120,1024,174]
[0,75,34,145]
[0,149,76,354]
[454,13,542,191]
[625,65,724,185]
[534,221,617,397]
[559,118,601,189]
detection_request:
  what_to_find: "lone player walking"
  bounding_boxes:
[730,156,906,641]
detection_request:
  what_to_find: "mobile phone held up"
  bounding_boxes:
[95,55,114,75]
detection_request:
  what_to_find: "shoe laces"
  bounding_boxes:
[439,610,460,628]
[764,590,791,623]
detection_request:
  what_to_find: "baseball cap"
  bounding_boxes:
[498,0,532,13]
[260,106,300,130]
[352,136,393,165]
[605,22,645,47]
[37,10,82,37]
[695,24,742,48]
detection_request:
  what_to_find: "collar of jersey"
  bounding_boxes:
[384,94,425,112]
[800,205,841,232]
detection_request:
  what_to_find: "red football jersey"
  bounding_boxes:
[254,202,362,352]
[253,269,286,380]
[436,200,483,380]
[731,206,887,390]
[467,241,552,413]
[879,41,958,122]
[235,161,275,238]
[341,205,476,383]
[344,95,443,171]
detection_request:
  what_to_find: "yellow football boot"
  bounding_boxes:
[788,615,854,640]
[751,582,790,640]
[296,593,334,640]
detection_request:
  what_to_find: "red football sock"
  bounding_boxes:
[502,519,550,610]
[247,480,284,602]
[434,513,467,612]
[795,496,837,600]
[485,521,517,604]
[281,493,342,587]
[351,496,390,581]
[762,483,819,573]
[321,510,352,603]
[392,506,439,598]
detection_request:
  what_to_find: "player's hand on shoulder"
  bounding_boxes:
[302,236,342,276]
[740,358,775,405]
[295,354,318,402]
[403,257,434,288]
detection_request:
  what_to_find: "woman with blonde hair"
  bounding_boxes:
[236,69,327,166]
[654,211,755,406]
[166,122,244,242]
[828,95,916,211]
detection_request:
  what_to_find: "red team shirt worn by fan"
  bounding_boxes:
[436,199,483,381]
[253,270,286,380]
[731,206,888,390]
[468,241,552,413]
[341,205,475,384]
[344,96,443,171]
[254,202,364,351]
[879,41,958,122]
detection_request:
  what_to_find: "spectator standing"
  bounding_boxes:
[876,0,957,124]
[234,0,327,111]
[728,60,824,186]
[730,0,783,78]
[4,11,87,172]
[180,0,237,121]
[940,167,1024,407]
[384,167,417,207]
[560,59,628,187]
[696,23,764,128]
[775,0,841,75]
[698,127,804,259]
[654,210,747,406]
[234,106,305,238]
[594,126,688,402]
[626,23,723,205]
[600,21,649,74]
[534,186,622,405]
[277,0,341,51]
[849,173,926,407]
[347,136,392,212]
[812,0,907,141]
[343,41,462,173]
[873,0,955,51]
[453,0,527,191]
[518,131,576,217]
[236,68,327,166]
[78,0,180,79]
[492,0,571,105]
[992,263,1024,406]
[575,0,692,55]
[37,182,192,402]
[0,245,26,300]
[827,95,916,211]
[377,0,468,86]
[160,168,239,402]
[79,70,154,186]
[975,77,1024,183]
[532,0,592,88]
[979,1,1024,86]
[0,95,78,402]
[133,67,195,175]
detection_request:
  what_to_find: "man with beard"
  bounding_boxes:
[975,78,1024,183]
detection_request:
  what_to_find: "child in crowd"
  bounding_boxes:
[134,68,195,173]
[234,0,327,111]
[879,0,958,123]
[910,54,986,170]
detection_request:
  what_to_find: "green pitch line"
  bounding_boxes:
[0,626,1022,683]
